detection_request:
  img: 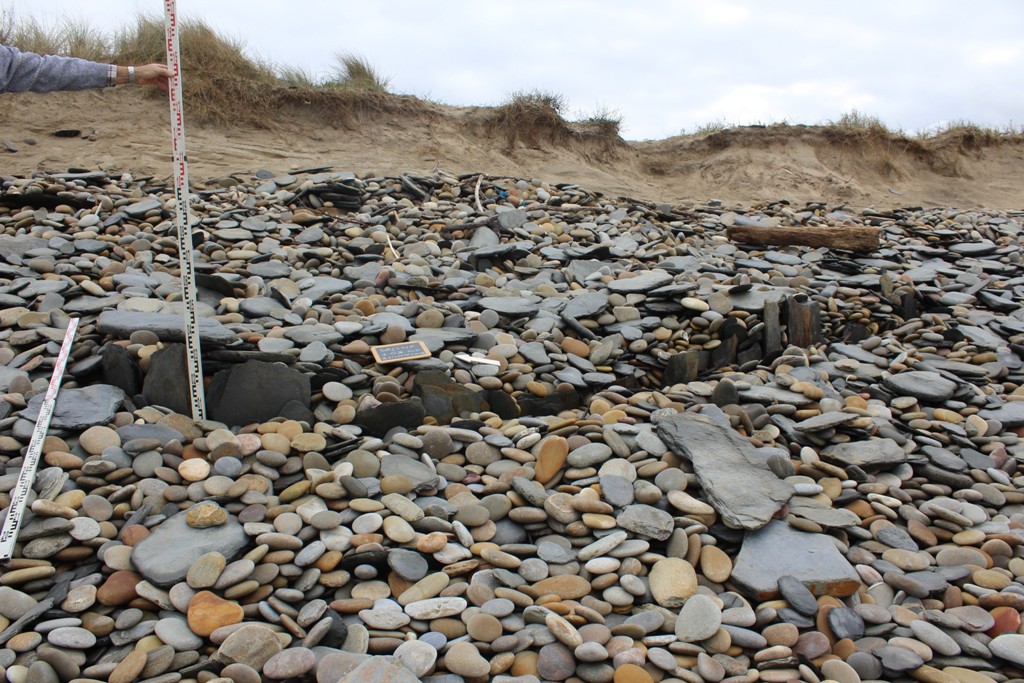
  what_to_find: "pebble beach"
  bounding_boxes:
[0,167,1022,683]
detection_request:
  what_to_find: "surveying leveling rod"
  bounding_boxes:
[0,318,79,562]
[164,0,206,421]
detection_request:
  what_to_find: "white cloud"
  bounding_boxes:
[968,44,1021,67]
[684,81,878,129]
[698,2,751,24]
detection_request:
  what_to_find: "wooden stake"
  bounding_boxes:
[787,295,822,348]
[763,299,782,356]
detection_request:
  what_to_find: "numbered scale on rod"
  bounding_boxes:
[164,0,206,421]
[0,319,79,562]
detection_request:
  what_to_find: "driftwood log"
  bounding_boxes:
[726,224,880,252]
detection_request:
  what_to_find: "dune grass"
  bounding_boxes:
[828,109,890,133]
[1,11,398,127]
[576,105,624,137]
[329,53,391,91]
[3,10,1021,149]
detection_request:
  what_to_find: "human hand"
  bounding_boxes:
[134,63,171,92]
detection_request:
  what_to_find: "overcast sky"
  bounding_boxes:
[5,0,1022,141]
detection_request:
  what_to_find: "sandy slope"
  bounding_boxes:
[1,88,1022,210]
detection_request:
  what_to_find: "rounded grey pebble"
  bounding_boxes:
[46,627,96,649]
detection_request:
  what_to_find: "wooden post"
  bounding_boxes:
[787,295,822,348]
[763,299,782,356]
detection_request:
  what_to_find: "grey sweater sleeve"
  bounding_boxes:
[0,44,112,93]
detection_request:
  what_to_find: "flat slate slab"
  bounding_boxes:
[131,510,247,587]
[731,520,861,600]
[978,401,1024,428]
[22,385,124,430]
[657,413,794,530]
[606,271,673,293]
[883,370,957,402]
[794,412,859,432]
[822,437,907,470]
[97,311,238,345]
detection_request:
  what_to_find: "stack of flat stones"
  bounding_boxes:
[0,168,1022,683]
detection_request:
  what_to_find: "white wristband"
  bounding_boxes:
[128,66,136,85]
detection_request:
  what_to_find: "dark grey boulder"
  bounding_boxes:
[206,360,310,427]
[142,344,192,416]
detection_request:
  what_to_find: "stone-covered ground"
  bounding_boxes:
[0,169,1022,683]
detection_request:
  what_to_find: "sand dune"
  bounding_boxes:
[1,88,1022,210]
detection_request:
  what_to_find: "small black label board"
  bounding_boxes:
[370,340,431,364]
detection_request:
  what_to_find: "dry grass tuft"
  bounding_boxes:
[491,90,571,151]
[56,19,111,62]
[0,10,12,44]
[829,110,891,133]
[690,120,731,136]
[575,106,623,138]
[926,121,1016,153]
[2,12,402,128]
[270,87,425,129]
[277,65,320,89]
[108,16,282,126]
[330,53,391,91]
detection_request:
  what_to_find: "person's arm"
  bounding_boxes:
[0,44,110,93]
[0,44,170,93]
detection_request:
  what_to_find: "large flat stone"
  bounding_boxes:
[131,510,247,587]
[97,311,238,345]
[657,413,794,530]
[822,437,906,470]
[21,385,124,431]
[731,520,861,600]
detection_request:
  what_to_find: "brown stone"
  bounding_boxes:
[907,519,938,547]
[534,436,568,484]
[832,637,856,660]
[330,598,374,614]
[416,532,449,554]
[911,664,960,683]
[466,613,502,643]
[186,502,228,529]
[188,590,244,637]
[763,623,799,647]
[986,605,1021,637]
[649,558,697,607]
[843,499,874,519]
[529,575,592,600]
[213,624,283,669]
[80,612,115,637]
[943,666,1008,683]
[699,545,733,583]
[109,650,148,683]
[96,570,142,606]
[971,569,1010,590]
[978,593,1024,610]
[613,663,655,683]
[120,525,150,546]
